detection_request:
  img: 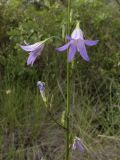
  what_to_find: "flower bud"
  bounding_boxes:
[37,81,47,102]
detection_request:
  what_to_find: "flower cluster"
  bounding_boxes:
[19,21,98,160]
[20,22,99,66]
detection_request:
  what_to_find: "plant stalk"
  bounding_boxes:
[65,0,71,160]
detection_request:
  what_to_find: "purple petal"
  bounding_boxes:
[77,40,90,62]
[71,27,84,40]
[84,40,99,46]
[56,42,71,52]
[27,52,37,66]
[27,45,44,66]
[66,35,73,40]
[72,143,77,150]
[68,45,76,62]
[20,42,42,52]
[37,81,45,92]
[77,142,84,152]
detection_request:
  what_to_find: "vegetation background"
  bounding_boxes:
[0,0,120,159]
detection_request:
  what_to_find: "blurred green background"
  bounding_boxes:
[0,0,120,159]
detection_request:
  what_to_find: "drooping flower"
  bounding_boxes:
[72,137,84,152]
[57,22,99,62]
[20,41,45,66]
[20,37,53,66]
[37,81,46,102]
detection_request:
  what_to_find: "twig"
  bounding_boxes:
[46,107,67,130]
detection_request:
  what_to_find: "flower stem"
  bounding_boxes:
[44,102,67,130]
[65,0,71,160]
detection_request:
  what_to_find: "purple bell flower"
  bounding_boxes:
[72,137,84,152]
[20,41,45,66]
[57,22,99,62]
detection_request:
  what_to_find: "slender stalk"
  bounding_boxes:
[45,103,67,130]
[44,100,67,130]
[65,0,71,160]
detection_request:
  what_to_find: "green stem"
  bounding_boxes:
[65,0,71,160]
[44,102,67,130]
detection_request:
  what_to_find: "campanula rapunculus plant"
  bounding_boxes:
[72,137,84,152]
[57,22,99,62]
[37,81,46,102]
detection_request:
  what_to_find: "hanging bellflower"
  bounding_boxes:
[37,81,47,103]
[57,22,99,62]
[72,137,84,152]
[20,41,44,66]
[20,37,53,66]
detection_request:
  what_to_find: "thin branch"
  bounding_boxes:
[45,107,67,130]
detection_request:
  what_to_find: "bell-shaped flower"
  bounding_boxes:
[57,22,99,62]
[37,81,46,102]
[20,41,45,66]
[72,137,84,152]
[20,37,52,66]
